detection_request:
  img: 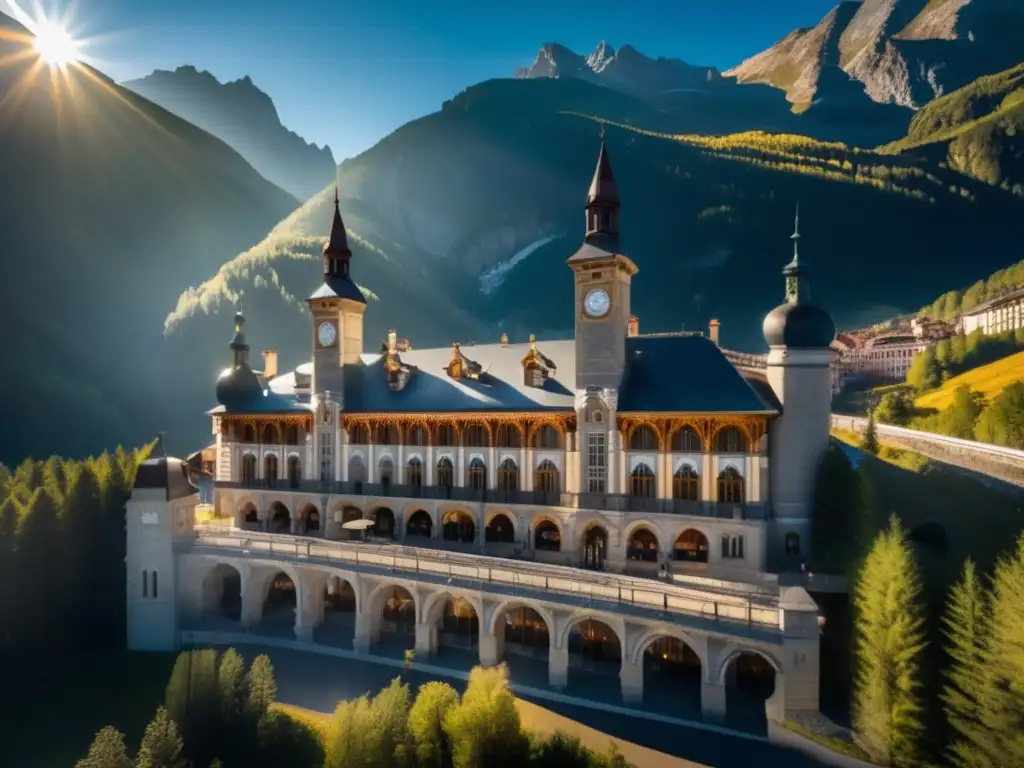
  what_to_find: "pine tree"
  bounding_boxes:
[861,409,880,456]
[61,463,104,640]
[136,707,186,768]
[218,647,248,727]
[246,654,277,719]
[971,537,1024,764]
[74,726,133,768]
[853,516,927,767]
[941,559,990,767]
[409,681,460,768]
[15,487,62,647]
[0,497,18,650]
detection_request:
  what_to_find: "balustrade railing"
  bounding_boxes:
[188,528,783,630]
[215,479,767,520]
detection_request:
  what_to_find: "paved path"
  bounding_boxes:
[227,644,826,768]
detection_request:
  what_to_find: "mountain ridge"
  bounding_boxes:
[124,65,336,201]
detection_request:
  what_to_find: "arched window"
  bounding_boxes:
[348,455,366,484]
[630,463,656,498]
[406,457,423,487]
[485,513,515,543]
[437,457,454,488]
[534,460,560,494]
[408,426,428,446]
[671,426,702,452]
[717,467,744,503]
[263,423,279,444]
[627,528,659,562]
[442,510,475,543]
[673,465,699,501]
[242,424,256,443]
[287,456,301,488]
[375,425,400,446]
[241,454,257,485]
[531,424,561,449]
[348,424,369,445]
[378,458,395,487]
[436,425,457,447]
[534,520,561,551]
[406,510,432,538]
[714,427,748,453]
[263,454,278,487]
[495,424,521,448]
[464,425,489,447]
[467,458,487,489]
[674,529,708,563]
[284,424,299,445]
[629,425,658,451]
[498,458,519,491]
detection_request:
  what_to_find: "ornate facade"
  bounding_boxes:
[125,140,836,726]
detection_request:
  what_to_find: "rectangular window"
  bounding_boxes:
[142,569,148,598]
[723,535,745,559]
[152,571,159,599]
[586,432,606,494]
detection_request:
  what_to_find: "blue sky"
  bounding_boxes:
[9,0,838,161]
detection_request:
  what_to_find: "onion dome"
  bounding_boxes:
[215,299,265,407]
[762,206,836,349]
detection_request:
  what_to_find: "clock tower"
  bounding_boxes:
[307,189,366,401]
[568,138,638,392]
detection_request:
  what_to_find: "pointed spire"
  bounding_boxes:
[584,128,621,243]
[150,432,166,460]
[322,186,353,282]
[229,297,249,366]
[783,203,810,304]
[790,202,801,265]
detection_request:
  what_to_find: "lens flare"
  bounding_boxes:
[32,18,80,67]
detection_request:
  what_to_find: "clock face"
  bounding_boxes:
[317,321,337,347]
[584,288,611,318]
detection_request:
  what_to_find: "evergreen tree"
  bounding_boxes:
[853,516,927,767]
[971,537,1024,765]
[61,463,104,641]
[255,709,324,768]
[444,665,528,768]
[861,410,880,456]
[975,382,1024,449]
[0,497,18,650]
[136,707,186,768]
[325,695,376,768]
[74,726,133,768]
[246,654,277,719]
[940,386,984,439]
[941,559,990,767]
[409,681,460,768]
[42,455,68,503]
[218,647,248,730]
[15,487,62,647]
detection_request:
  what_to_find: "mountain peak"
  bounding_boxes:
[517,41,721,98]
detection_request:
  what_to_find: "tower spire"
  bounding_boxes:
[782,204,810,304]
[791,202,800,265]
[229,297,249,367]
[323,187,352,280]
[585,130,620,244]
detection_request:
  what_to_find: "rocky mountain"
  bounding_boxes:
[0,15,297,464]
[164,75,1024,405]
[124,66,336,201]
[515,40,909,145]
[517,41,723,97]
[727,0,1024,112]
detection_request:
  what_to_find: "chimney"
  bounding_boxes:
[261,350,278,379]
[709,319,720,346]
[627,316,639,337]
[387,329,397,354]
[500,332,509,347]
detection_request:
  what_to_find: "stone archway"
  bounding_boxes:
[639,635,703,719]
[721,650,779,734]
[533,519,562,552]
[371,507,396,539]
[378,585,416,650]
[674,528,708,564]
[200,563,242,625]
[406,509,433,540]
[239,502,259,529]
[626,526,660,563]
[260,571,297,638]
[581,524,608,570]
[485,513,516,545]
[435,596,479,655]
[492,601,552,678]
[269,502,291,534]
[298,503,320,535]
[565,616,621,697]
[442,509,475,544]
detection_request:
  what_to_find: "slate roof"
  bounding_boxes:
[309,277,367,304]
[259,335,777,415]
[134,438,199,500]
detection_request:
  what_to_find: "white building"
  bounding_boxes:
[126,142,835,727]
[958,287,1024,336]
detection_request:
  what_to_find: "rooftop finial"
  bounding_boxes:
[791,202,801,264]
[234,296,245,331]
[334,185,339,206]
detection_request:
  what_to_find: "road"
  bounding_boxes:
[228,644,827,768]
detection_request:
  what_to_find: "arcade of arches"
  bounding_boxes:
[227,493,759,574]
[185,559,791,724]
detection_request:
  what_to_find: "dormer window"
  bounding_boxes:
[446,343,464,379]
[521,334,556,388]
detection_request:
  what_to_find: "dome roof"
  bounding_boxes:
[763,301,836,349]
[215,364,264,408]
[133,437,198,500]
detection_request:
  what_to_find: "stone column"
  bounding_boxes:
[549,644,569,689]
[426,445,435,486]
[488,446,497,489]
[295,577,322,642]
[457,446,465,486]
[415,622,438,657]
[353,610,373,653]
[701,679,727,723]
[240,573,263,629]
[367,444,376,484]
[620,657,644,704]
[479,628,503,667]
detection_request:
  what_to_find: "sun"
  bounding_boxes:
[32,18,81,67]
